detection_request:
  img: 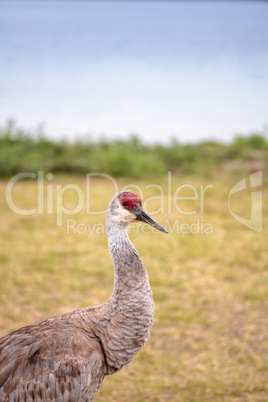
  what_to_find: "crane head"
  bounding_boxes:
[116,191,168,234]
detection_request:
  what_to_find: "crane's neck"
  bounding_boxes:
[107,223,147,294]
[98,219,154,373]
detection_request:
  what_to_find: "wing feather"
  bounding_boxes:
[0,318,106,401]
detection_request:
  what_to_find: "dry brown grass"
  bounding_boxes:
[0,170,267,401]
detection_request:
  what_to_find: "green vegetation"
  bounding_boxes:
[0,172,267,401]
[0,119,267,177]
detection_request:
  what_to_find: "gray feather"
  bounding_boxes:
[0,191,157,401]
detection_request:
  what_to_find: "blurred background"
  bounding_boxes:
[0,0,268,176]
[0,1,268,401]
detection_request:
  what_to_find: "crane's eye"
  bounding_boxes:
[123,202,128,207]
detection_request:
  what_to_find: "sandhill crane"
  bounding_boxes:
[0,191,168,401]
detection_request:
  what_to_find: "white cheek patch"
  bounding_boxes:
[118,203,136,223]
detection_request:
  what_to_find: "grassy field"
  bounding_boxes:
[0,170,267,401]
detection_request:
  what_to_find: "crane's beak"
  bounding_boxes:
[135,207,168,234]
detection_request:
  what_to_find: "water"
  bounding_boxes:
[0,0,268,143]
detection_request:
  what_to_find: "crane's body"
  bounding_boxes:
[0,191,167,401]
